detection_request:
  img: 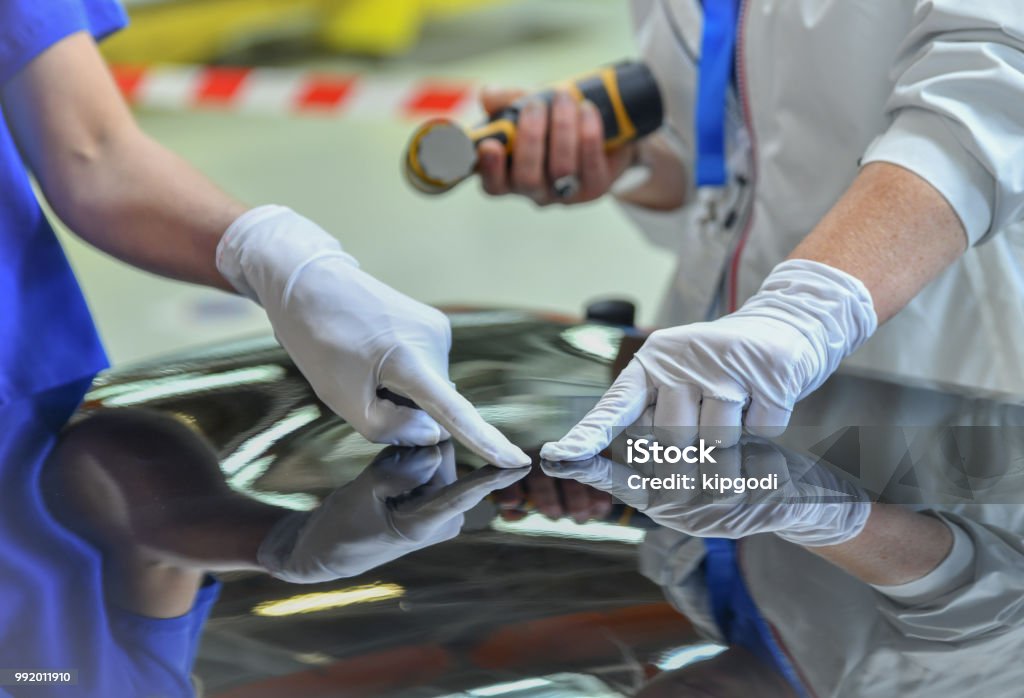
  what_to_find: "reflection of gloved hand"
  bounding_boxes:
[259,443,528,583]
[540,260,877,459]
[217,206,531,468]
[541,438,870,546]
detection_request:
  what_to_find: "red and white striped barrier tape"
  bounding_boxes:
[110,64,481,120]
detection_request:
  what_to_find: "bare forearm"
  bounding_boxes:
[107,501,287,618]
[50,409,289,571]
[51,127,245,291]
[808,503,953,586]
[136,497,289,572]
[789,162,967,323]
[2,31,246,291]
[49,409,292,616]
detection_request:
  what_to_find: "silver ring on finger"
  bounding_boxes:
[552,174,581,199]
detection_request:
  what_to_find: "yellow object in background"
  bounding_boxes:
[102,0,507,64]
[318,0,505,55]
[318,0,424,56]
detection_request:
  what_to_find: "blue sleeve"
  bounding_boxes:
[108,577,222,695]
[0,0,127,86]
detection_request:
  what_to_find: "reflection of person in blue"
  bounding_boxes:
[35,409,522,696]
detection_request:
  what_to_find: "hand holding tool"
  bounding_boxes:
[404,61,664,195]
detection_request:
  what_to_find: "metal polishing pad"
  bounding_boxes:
[415,121,477,187]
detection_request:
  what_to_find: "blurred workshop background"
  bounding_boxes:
[55,0,676,365]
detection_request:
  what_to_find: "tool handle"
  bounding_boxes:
[468,61,664,153]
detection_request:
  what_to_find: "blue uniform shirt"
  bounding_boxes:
[0,0,123,402]
[1,3,220,696]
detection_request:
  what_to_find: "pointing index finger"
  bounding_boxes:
[540,359,653,462]
[388,365,531,468]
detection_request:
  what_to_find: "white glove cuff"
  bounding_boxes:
[257,510,316,584]
[777,498,873,548]
[216,205,358,303]
[745,259,879,396]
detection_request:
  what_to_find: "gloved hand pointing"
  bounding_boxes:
[541,259,877,460]
[218,205,531,468]
[259,443,529,583]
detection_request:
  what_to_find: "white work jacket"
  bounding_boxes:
[621,0,1024,399]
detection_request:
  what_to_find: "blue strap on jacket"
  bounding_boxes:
[704,538,811,698]
[695,0,740,187]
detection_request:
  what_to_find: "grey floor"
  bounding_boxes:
[57,0,676,365]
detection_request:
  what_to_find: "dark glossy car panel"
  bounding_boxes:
[80,310,703,697]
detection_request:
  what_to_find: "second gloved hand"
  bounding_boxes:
[541,259,877,459]
[217,205,530,467]
[541,438,871,547]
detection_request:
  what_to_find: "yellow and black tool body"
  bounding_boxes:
[405,61,665,195]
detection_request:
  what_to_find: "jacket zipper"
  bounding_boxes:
[727,0,757,313]
[726,11,814,696]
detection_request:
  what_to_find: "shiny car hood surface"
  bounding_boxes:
[79,309,1024,697]
[82,310,695,697]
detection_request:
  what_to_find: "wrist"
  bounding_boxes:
[610,144,649,195]
[776,498,873,548]
[613,134,689,211]
[257,509,314,583]
[217,205,357,303]
[742,259,878,395]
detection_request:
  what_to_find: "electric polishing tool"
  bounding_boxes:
[403,61,664,195]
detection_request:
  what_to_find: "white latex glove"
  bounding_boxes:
[541,438,871,547]
[217,205,530,467]
[258,443,529,583]
[541,259,877,459]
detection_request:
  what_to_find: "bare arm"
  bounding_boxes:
[45,409,290,617]
[756,164,966,583]
[789,161,967,324]
[602,138,965,320]
[0,31,245,291]
[809,503,954,587]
